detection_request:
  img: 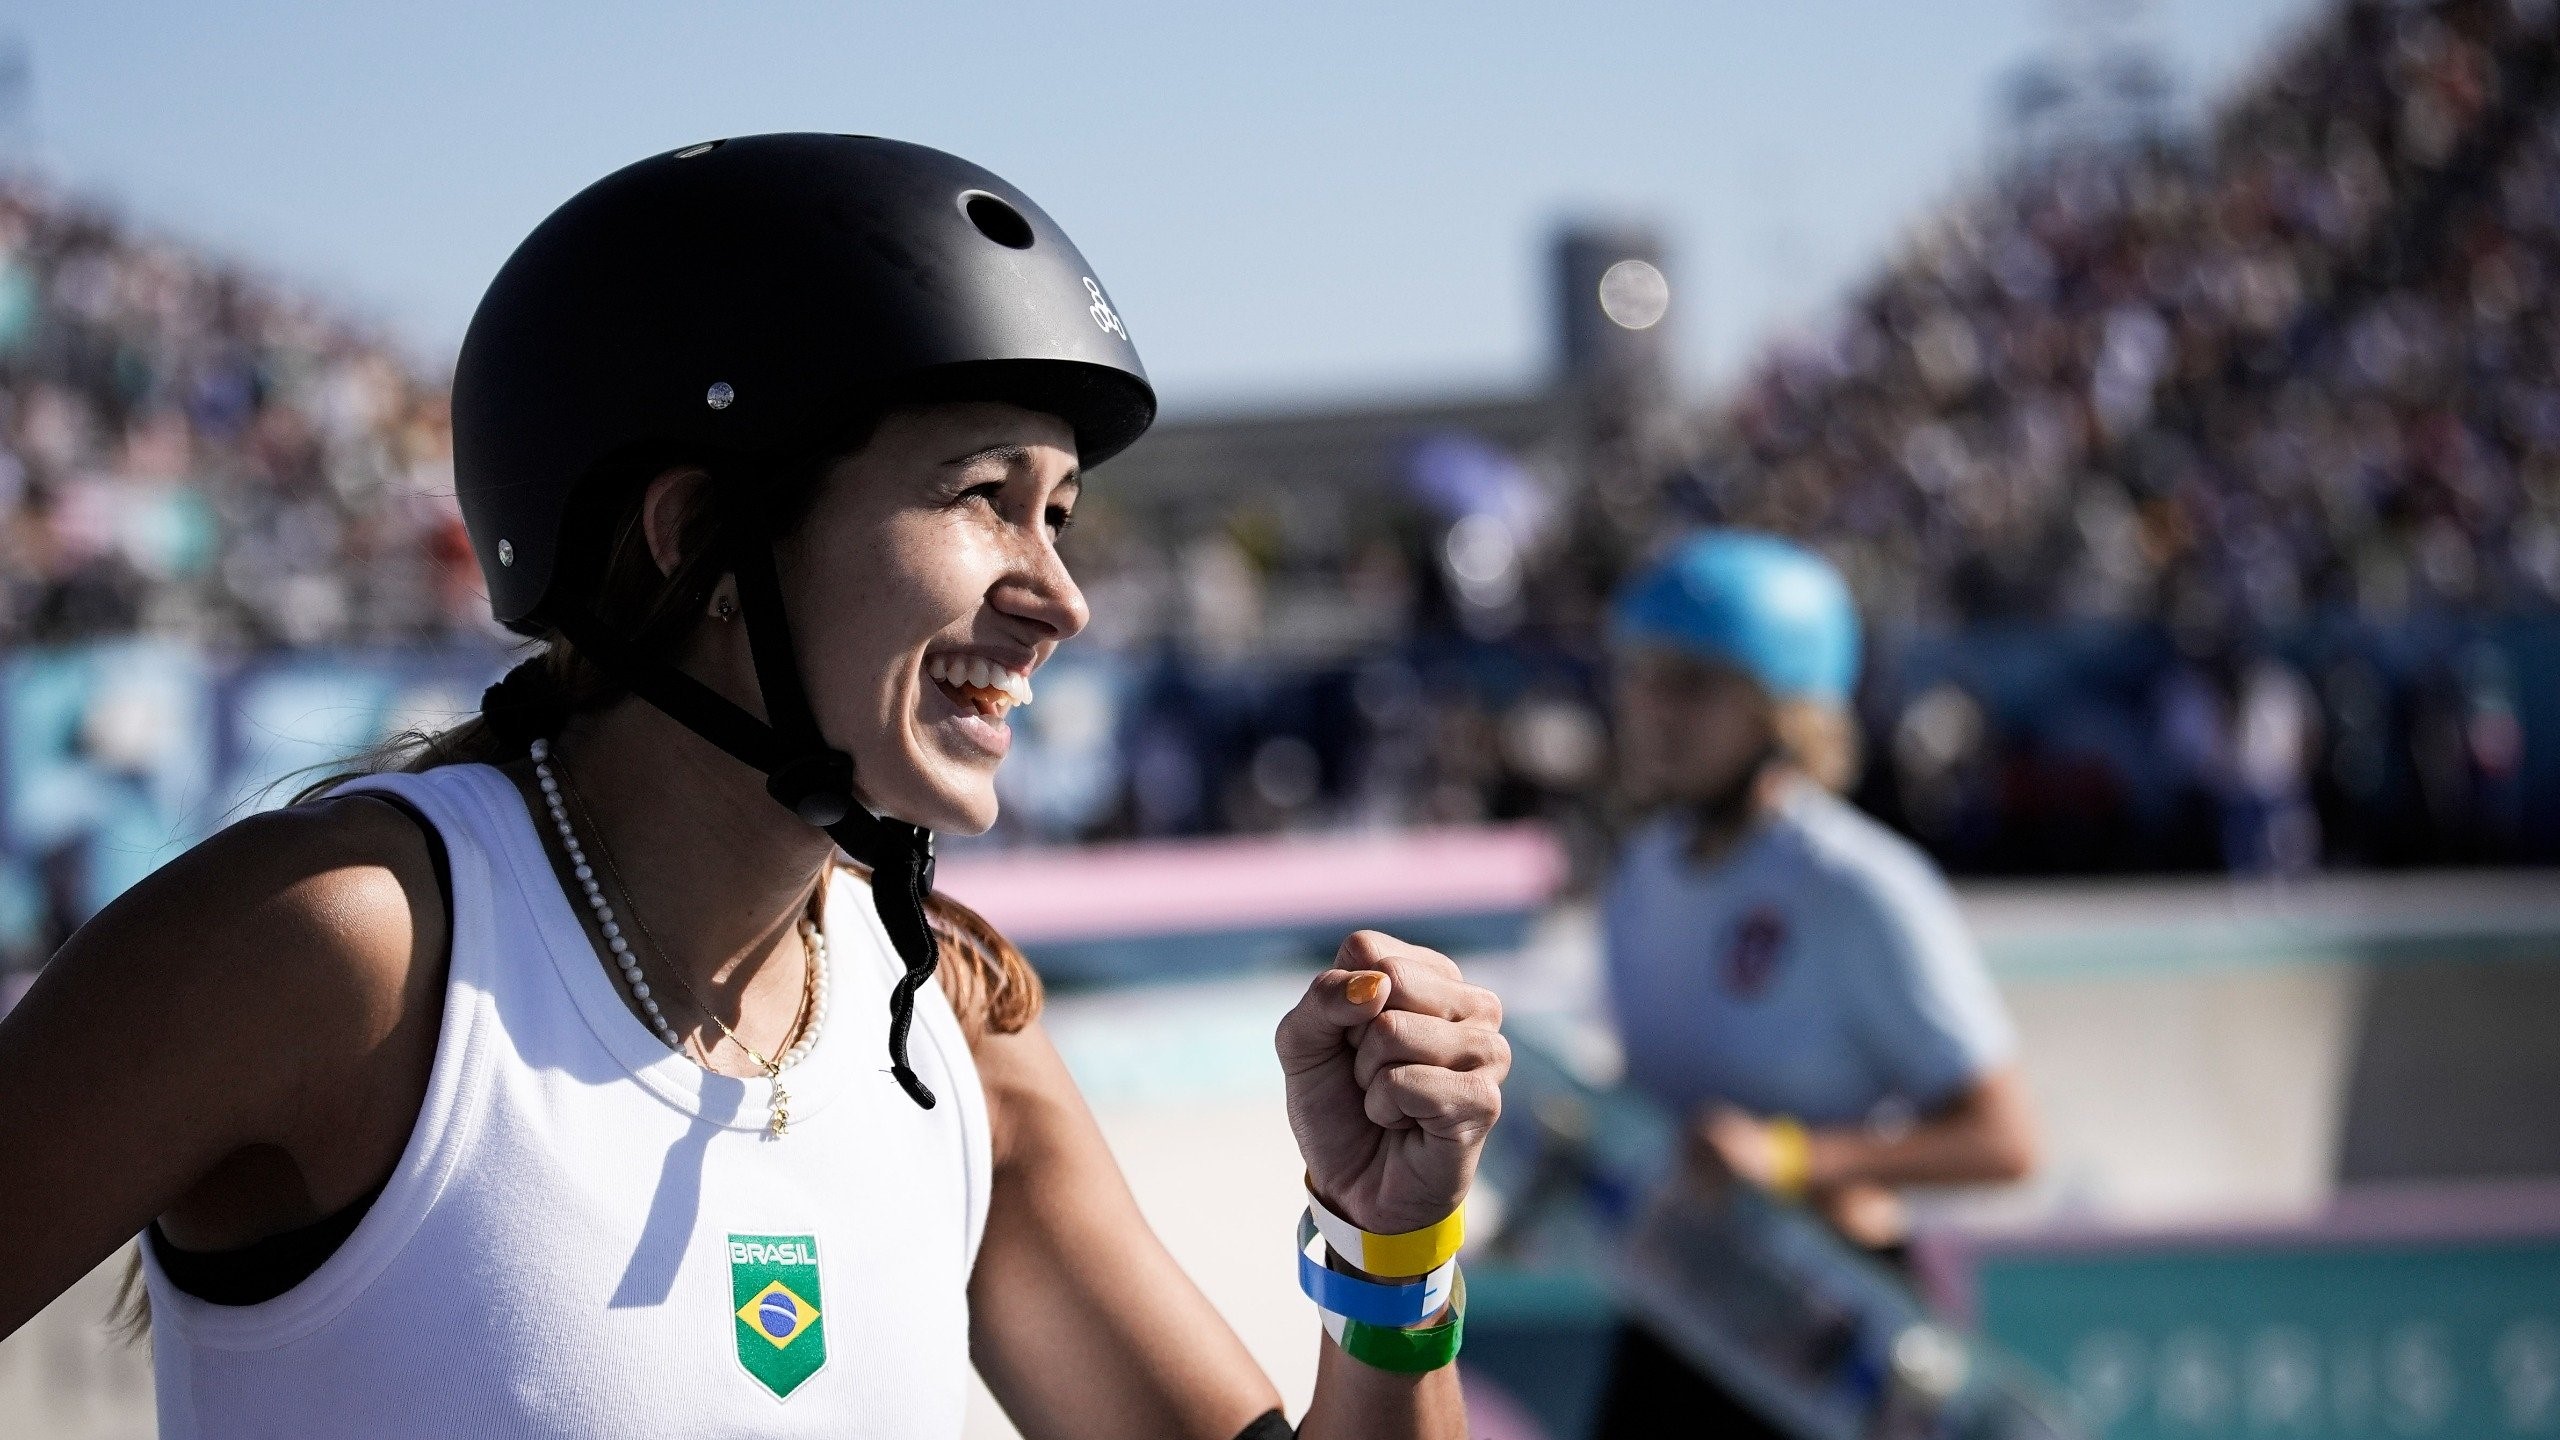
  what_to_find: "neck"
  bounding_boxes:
[549,696,834,999]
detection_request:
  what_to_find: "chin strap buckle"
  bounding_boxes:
[766,751,855,827]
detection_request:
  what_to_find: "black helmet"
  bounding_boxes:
[455,132,1154,629]
[453,135,1157,1108]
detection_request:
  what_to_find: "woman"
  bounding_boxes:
[0,135,1507,1439]
[1592,531,2035,1437]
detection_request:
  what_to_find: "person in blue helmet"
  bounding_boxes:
[1591,531,2037,1438]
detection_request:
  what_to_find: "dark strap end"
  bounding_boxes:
[891,1064,938,1109]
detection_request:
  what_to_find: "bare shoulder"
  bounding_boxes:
[0,787,450,1325]
[51,791,444,1041]
[0,787,450,1172]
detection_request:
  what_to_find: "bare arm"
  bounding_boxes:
[1698,1065,2039,1193]
[969,931,1505,1440]
[0,798,442,1337]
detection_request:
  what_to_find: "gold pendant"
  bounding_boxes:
[767,1078,792,1138]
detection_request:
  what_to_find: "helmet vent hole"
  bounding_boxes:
[960,191,1034,249]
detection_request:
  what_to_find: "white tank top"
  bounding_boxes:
[143,763,993,1439]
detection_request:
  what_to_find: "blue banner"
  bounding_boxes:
[0,644,507,965]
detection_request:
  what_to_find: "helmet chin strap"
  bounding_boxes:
[547,518,943,1111]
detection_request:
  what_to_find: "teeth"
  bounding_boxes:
[925,654,1034,708]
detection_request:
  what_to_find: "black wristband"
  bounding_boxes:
[1233,1408,1295,1440]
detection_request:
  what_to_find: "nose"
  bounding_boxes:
[992,526,1089,643]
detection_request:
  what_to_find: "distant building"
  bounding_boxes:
[1551,222,1672,401]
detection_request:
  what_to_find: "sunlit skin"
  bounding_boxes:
[1608,641,2035,1248]
[0,398,1501,1440]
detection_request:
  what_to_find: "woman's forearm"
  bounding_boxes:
[1295,1336,1469,1440]
[1806,1069,2037,1190]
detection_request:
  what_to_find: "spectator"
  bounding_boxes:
[0,178,479,648]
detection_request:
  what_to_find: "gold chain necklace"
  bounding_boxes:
[543,744,826,1136]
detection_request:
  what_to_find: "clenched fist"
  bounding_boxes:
[1275,931,1509,1237]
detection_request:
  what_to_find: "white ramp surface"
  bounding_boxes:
[0,1245,153,1440]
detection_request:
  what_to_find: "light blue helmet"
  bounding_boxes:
[1611,531,1862,704]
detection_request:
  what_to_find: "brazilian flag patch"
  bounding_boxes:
[728,1233,827,1399]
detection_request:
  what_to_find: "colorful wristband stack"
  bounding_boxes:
[1297,1181,1467,1374]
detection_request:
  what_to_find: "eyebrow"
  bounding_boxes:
[940,443,1082,491]
[941,443,1033,469]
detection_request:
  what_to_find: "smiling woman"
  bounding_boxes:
[0,134,1505,1440]
[765,410,1091,824]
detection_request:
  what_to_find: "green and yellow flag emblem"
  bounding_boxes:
[728,1233,827,1399]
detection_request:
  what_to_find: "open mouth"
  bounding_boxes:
[925,653,1034,721]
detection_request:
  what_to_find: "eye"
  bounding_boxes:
[1047,504,1077,538]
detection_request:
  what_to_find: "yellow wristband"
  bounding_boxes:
[1305,1176,1465,1278]
[1765,1116,1812,1199]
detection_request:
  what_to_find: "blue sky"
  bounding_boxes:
[7,1,2319,413]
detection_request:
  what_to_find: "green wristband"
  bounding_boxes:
[1320,1266,1465,1374]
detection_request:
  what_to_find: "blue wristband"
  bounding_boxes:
[1296,1209,1457,1328]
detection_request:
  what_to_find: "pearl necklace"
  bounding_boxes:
[530,738,827,1135]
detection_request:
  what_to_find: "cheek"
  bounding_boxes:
[1710,696,1770,747]
[1620,689,1687,749]
[1632,699,1733,773]
[812,518,985,654]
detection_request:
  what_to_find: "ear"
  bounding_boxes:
[639,467,711,579]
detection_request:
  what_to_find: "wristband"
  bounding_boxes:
[1766,1115,1812,1199]
[1321,1267,1466,1374]
[1297,1210,1458,1327]
[1304,1176,1464,1278]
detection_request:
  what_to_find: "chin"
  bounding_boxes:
[851,731,1003,832]
[934,794,1000,837]
[867,774,1000,835]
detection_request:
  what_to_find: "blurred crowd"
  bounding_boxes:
[1679,0,2560,634]
[0,176,479,648]
[1062,0,2560,871]
[3,0,2557,889]
[1644,0,2560,873]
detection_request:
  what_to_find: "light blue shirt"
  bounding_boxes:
[1603,782,2014,1125]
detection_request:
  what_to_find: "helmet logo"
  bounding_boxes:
[1083,278,1126,341]
[706,381,736,410]
[498,539,515,567]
